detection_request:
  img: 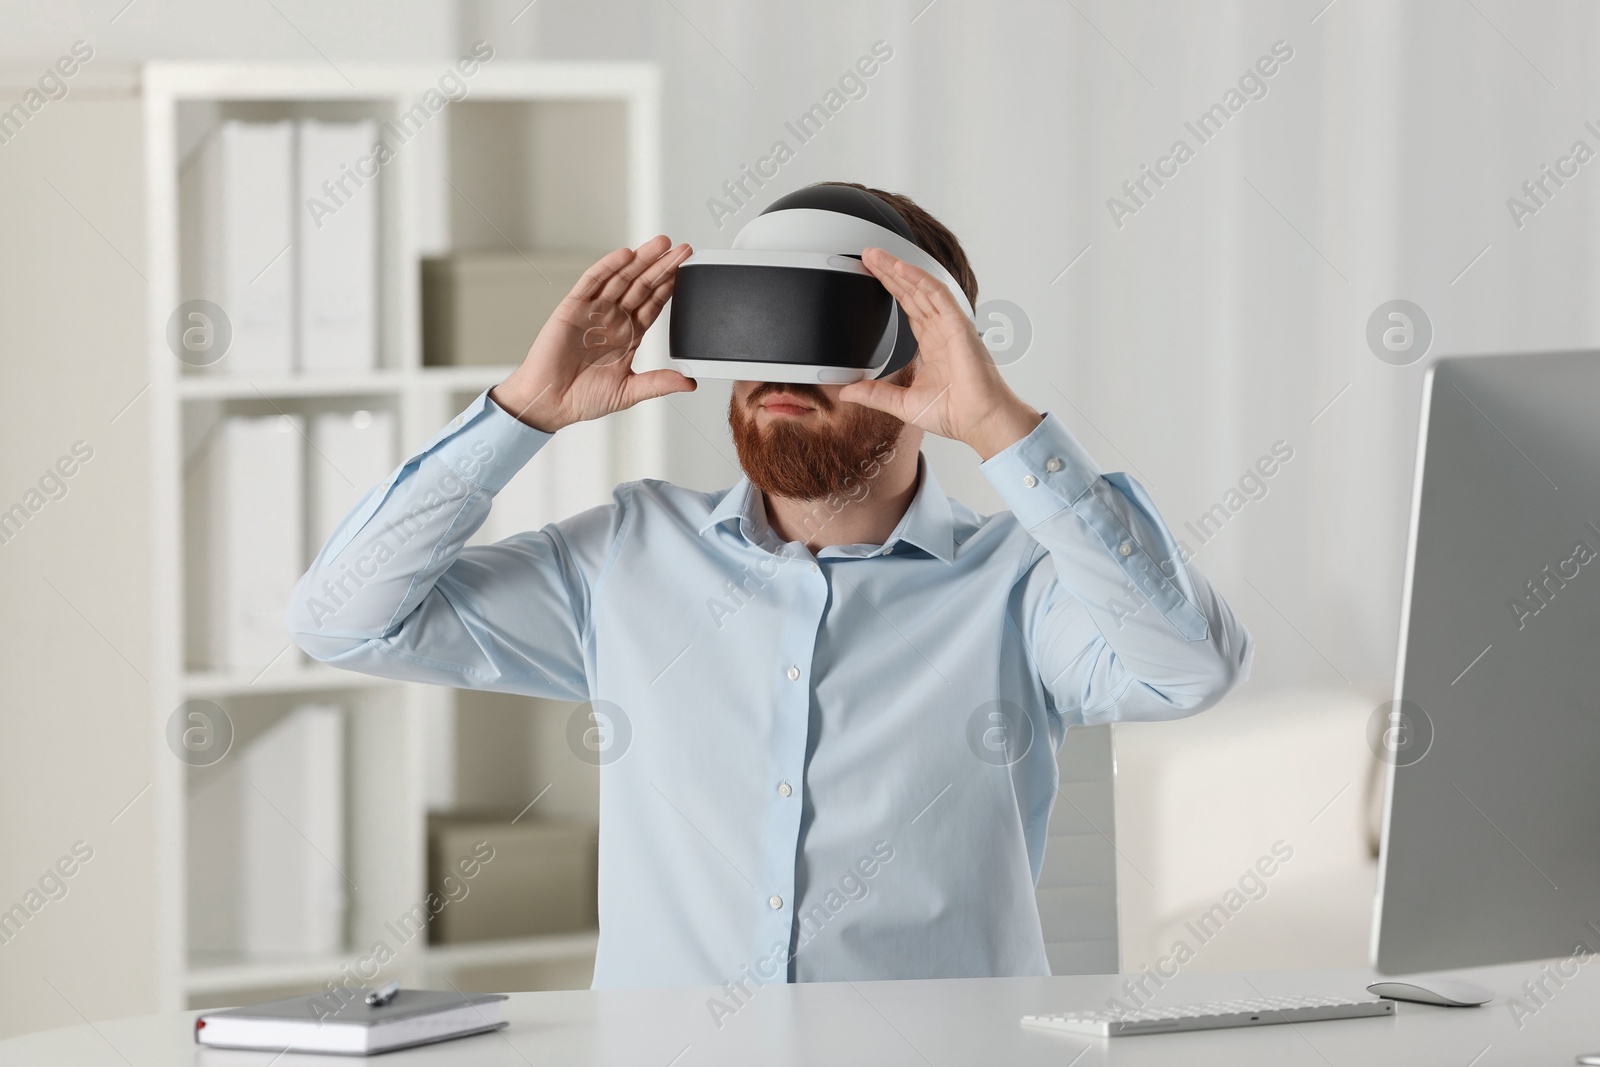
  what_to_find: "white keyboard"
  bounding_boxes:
[1022,993,1395,1037]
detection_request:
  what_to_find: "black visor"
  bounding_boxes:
[669,263,894,374]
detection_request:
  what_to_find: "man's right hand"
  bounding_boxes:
[490,235,695,432]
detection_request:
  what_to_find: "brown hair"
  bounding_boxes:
[816,181,978,308]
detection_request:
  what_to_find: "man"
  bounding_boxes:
[289,183,1251,991]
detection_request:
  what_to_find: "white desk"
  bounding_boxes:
[4,961,1594,1065]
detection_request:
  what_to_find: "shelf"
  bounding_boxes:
[174,366,518,400]
[178,370,405,400]
[145,62,659,103]
[416,365,518,392]
[133,60,660,1014]
[182,663,398,698]
[184,932,599,994]
[186,950,369,996]
[422,930,600,970]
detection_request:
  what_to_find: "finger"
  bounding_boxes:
[864,248,960,326]
[885,256,948,323]
[597,236,670,302]
[864,258,955,368]
[633,274,678,333]
[621,367,697,407]
[599,235,673,303]
[642,242,692,288]
[620,242,691,312]
[576,237,665,306]
[905,260,971,322]
[862,247,922,298]
[569,245,637,301]
[863,248,941,325]
[614,240,683,312]
[837,377,911,420]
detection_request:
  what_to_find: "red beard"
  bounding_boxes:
[728,382,907,501]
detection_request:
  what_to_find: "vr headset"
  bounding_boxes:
[668,185,975,383]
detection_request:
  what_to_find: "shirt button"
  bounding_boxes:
[777,781,792,797]
[1118,542,1133,556]
[809,562,818,572]
[786,665,800,681]
[883,544,894,555]
[1022,474,1038,488]
[1045,457,1063,472]
[769,895,784,910]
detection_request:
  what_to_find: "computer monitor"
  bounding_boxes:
[1373,350,1600,974]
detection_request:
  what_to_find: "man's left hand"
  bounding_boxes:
[839,247,1042,461]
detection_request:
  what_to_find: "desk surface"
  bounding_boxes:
[4,960,1595,1065]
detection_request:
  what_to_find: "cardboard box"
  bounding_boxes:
[421,251,600,366]
[427,810,598,943]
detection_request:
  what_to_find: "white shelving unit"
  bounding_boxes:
[139,62,662,1011]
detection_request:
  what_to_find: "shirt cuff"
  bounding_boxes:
[423,389,553,493]
[978,411,1102,529]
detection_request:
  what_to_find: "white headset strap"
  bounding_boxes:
[732,207,975,320]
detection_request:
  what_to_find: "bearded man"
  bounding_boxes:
[289,182,1251,990]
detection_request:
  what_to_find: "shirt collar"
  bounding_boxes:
[698,476,767,542]
[698,456,955,565]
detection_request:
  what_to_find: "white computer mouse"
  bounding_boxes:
[1366,975,1493,1007]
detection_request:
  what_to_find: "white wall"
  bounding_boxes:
[0,96,155,1038]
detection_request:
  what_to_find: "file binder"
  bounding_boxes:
[307,409,396,558]
[186,702,347,959]
[296,120,379,373]
[198,414,304,671]
[240,703,347,957]
[181,121,296,376]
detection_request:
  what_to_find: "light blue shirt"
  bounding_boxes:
[288,390,1252,989]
